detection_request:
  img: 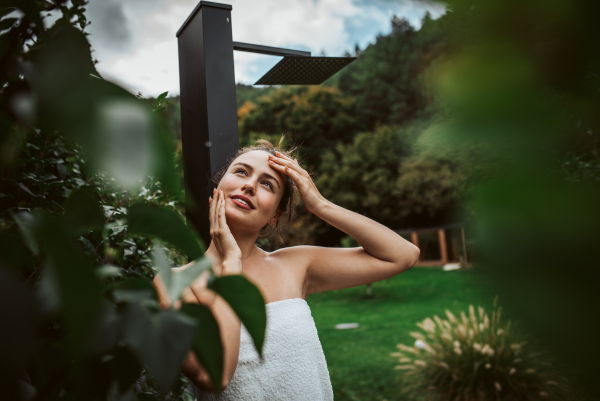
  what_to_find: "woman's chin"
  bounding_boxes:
[225,208,263,233]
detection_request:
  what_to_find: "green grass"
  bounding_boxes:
[305,267,495,401]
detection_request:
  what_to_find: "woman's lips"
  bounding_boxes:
[231,198,252,210]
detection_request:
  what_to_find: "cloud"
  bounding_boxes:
[86,0,132,52]
[85,0,444,97]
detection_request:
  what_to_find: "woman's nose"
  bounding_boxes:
[242,179,256,195]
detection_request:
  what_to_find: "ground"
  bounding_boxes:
[306,266,495,401]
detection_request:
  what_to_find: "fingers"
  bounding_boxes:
[269,152,305,176]
[269,159,303,186]
[277,152,300,166]
[218,190,228,228]
[209,188,219,238]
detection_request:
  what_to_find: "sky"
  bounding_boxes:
[79,0,445,97]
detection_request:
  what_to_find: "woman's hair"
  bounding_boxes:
[212,136,298,242]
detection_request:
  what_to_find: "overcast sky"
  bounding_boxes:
[80,0,444,97]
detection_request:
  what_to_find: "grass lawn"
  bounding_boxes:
[305,266,495,401]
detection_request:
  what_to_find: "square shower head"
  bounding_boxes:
[254,56,356,86]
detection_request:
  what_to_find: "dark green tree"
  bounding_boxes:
[336,14,451,128]
[289,124,466,246]
[238,85,366,169]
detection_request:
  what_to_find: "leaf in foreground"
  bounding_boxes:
[181,303,223,391]
[210,275,266,357]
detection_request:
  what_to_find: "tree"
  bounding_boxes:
[283,124,467,247]
[336,14,451,129]
[238,86,366,169]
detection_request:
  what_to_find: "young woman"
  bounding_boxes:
[153,139,420,400]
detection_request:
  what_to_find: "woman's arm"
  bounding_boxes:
[268,152,419,295]
[302,201,419,294]
[153,271,240,392]
[152,189,243,392]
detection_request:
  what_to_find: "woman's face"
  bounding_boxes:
[217,150,285,233]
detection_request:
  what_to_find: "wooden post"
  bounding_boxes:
[451,231,459,262]
[438,229,448,264]
[461,227,468,267]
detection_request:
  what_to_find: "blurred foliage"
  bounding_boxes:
[424,0,600,399]
[392,302,578,401]
[0,1,265,401]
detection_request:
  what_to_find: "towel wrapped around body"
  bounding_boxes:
[193,298,333,401]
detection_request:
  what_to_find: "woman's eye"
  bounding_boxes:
[235,168,247,175]
[262,181,273,190]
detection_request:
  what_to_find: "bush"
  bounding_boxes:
[391,302,576,401]
[0,2,267,400]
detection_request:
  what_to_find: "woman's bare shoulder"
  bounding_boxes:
[266,245,321,269]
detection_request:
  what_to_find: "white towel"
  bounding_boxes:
[194,298,333,400]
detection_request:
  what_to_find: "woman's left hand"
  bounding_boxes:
[268,151,327,214]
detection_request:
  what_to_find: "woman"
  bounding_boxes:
[154,139,420,400]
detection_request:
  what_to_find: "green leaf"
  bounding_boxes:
[0,17,18,31]
[121,302,159,372]
[181,303,223,391]
[88,300,119,355]
[0,8,17,20]
[0,266,41,378]
[5,0,43,29]
[10,211,39,255]
[17,182,37,197]
[110,346,142,394]
[95,264,125,278]
[210,275,266,357]
[34,212,102,357]
[35,264,61,316]
[0,233,33,273]
[152,243,211,302]
[137,393,159,401]
[156,91,168,106]
[121,304,196,394]
[63,188,104,234]
[153,310,196,393]
[107,277,157,293]
[128,203,204,260]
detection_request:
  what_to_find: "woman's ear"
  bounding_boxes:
[270,210,283,226]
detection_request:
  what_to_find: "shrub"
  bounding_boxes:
[0,2,267,400]
[391,301,576,401]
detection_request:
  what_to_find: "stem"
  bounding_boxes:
[94,194,123,256]
[105,195,122,224]
[24,260,41,284]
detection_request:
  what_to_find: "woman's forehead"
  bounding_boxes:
[234,150,285,180]
[235,150,271,164]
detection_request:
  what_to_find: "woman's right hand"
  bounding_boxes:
[209,189,242,275]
